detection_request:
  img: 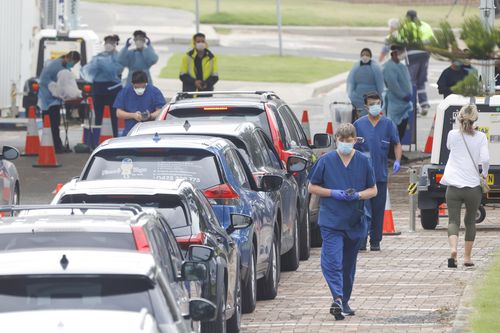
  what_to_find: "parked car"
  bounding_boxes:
[156,91,331,251]
[0,145,20,206]
[0,248,215,333]
[51,180,248,333]
[129,121,307,275]
[0,203,210,325]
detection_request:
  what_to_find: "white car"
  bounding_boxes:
[0,145,20,205]
[0,249,215,333]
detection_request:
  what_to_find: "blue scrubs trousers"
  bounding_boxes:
[366,181,387,246]
[320,226,364,303]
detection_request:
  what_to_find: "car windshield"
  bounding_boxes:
[0,275,169,318]
[84,148,222,190]
[60,194,189,229]
[0,232,135,251]
[167,107,272,138]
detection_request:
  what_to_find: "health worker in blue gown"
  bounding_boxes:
[118,30,159,85]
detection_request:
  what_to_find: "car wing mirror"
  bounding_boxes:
[1,146,20,161]
[286,156,308,173]
[226,213,253,234]
[187,244,214,262]
[189,298,217,322]
[312,133,331,148]
[181,261,208,281]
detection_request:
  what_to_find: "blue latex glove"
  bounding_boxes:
[403,95,412,103]
[330,190,349,201]
[346,192,360,201]
[393,160,401,174]
[126,38,132,48]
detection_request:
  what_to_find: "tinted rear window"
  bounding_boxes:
[168,107,272,138]
[0,275,167,318]
[0,232,135,251]
[84,148,222,189]
[60,194,189,229]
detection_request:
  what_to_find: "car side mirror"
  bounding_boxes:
[189,298,217,322]
[313,133,331,148]
[286,156,308,173]
[181,261,208,281]
[259,174,283,192]
[226,213,253,234]
[187,245,214,262]
[1,146,19,161]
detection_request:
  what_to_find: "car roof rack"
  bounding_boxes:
[0,203,145,216]
[172,91,281,103]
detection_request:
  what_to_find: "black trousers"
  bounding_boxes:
[42,105,63,151]
[388,117,409,159]
[93,91,120,138]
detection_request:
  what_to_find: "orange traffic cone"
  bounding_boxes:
[424,114,436,154]
[99,105,113,144]
[33,115,61,168]
[439,203,447,217]
[52,182,64,195]
[118,116,125,137]
[22,106,40,156]
[326,122,333,136]
[383,189,401,235]
[301,110,312,144]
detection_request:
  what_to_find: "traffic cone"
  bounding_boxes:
[33,115,61,168]
[326,122,333,136]
[52,182,64,195]
[118,116,125,137]
[22,106,40,156]
[301,110,312,144]
[439,203,447,217]
[424,114,436,154]
[99,105,113,144]
[383,189,401,235]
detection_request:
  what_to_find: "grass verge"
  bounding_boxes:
[470,251,500,332]
[160,53,352,83]
[84,0,478,27]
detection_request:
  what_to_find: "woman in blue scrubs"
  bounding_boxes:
[308,123,377,320]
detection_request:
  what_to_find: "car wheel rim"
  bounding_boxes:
[251,253,256,304]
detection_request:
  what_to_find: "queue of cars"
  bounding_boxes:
[0,91,330,333]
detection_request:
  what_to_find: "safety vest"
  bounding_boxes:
[180,49,218,81]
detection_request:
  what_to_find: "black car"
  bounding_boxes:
[156,91,330,251]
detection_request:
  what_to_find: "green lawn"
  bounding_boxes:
[160,53,352,83]
[471,251,500,332]
[85,0,478,27]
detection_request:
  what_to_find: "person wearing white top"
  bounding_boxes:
[441,104,489,268]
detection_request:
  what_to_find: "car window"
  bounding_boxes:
[194,190,224,233]
[0,275,172,322]
[0,232,135,251]
[270,105,292,149]
[60,194,189,229]
[146,220,176,279]
[84,148,222,190]
[159,216,184,269]
[283,105,309,146]
[256,131,283,170]
[278,106,301,147]
[224,148,251,190]
[168,107,272,138]
[242,132,267,169]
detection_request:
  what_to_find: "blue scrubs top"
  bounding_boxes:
[38,58,65,110]
[309,150,375,231]
[353,116,399,183]
[113,84,166,136]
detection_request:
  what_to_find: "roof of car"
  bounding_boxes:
[0,249,156,276]
[130,120,257,138]
[172,96,266,108]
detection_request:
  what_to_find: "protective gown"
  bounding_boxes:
[346,60,385,114]
[382,59,413,125]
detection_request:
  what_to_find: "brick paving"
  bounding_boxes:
[241,164,500,332]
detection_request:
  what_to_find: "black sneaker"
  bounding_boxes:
[342,303,355,316]
[330,299,345,320]
[370,244,381,251]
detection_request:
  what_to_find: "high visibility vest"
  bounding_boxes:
[180,49,218,81]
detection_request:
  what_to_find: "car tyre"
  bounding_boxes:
[257,231,279,300]
[476,206,486,224]
[226,265,241,333]
[241,247,257,314]
[420,208,439,230]
[201,281,227,333]
[281,211,300,271]
[299,206,311,260]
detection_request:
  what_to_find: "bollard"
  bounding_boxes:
[408,167,418,232]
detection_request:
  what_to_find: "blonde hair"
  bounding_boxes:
[336,123,357,140]
[457,104,478,135]
[388,18,400,30]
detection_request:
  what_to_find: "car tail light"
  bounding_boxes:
[131,226,150,252]
[161,105,170,120]
[176,232,206,250]
[203,183,240,205]
[202,106,230,111]
[435,173,443,184]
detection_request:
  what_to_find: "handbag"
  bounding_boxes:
[461,132,490,193]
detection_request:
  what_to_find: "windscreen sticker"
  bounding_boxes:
[151,161,202,183]
[101,158,147,179]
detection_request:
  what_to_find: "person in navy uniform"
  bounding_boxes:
[308,123,377,320]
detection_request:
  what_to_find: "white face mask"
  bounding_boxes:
[361,55,370,64]
[134,87,146,95]
[135,40,145,49]
[195,42,206,51]
[104,43,115,52]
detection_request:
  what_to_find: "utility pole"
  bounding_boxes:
[276,0,283,56]
[216,0,220,14]
[195,0,200,33]
[479,0,496,95]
